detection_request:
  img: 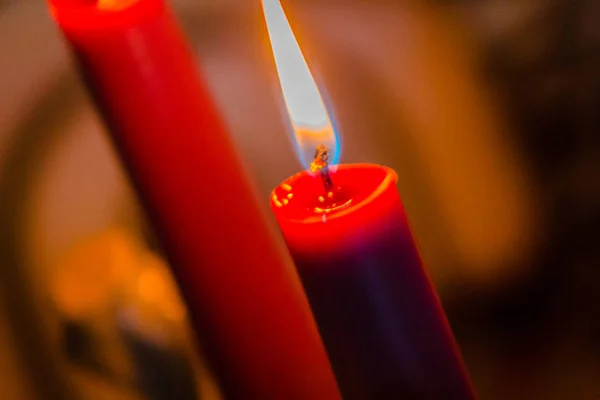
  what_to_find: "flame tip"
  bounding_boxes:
[263,0,340,168]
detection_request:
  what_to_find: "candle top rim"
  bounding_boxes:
[271,163,398,225]
[49,0,163,29]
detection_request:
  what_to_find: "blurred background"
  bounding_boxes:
[1,0,600,399]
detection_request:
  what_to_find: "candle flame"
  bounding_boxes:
[262,0,340,169]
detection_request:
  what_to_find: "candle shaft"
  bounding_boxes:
[292,208,475,399]
[49,1,340,398]
[272,164,476,399]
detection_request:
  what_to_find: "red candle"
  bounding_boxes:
[271,164,476,399]
[263,1,476,398]
[48,0,341,398]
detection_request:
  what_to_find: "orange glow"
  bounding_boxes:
[272,194,283,208]
[314,200,353,214]
[138,266,167,302]
[49,229,142,318]
[162,298,186,322]
[262,0,339,168]
[96,0,139,10]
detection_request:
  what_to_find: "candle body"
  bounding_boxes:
[49,1,340,398]
[272,164,475,399]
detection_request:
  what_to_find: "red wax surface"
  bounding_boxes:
[272,164,476,399]
[49,1,340,398]
[272,163,403,254]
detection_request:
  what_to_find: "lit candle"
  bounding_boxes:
[263,1,477,398]
[48,0,341,398]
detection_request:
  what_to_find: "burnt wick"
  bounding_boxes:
[309,144,333,192]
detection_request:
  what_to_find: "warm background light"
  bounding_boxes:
[1,0,599,399]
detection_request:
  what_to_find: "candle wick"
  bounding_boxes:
[320,167,333,192]
[310,144,333,192]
